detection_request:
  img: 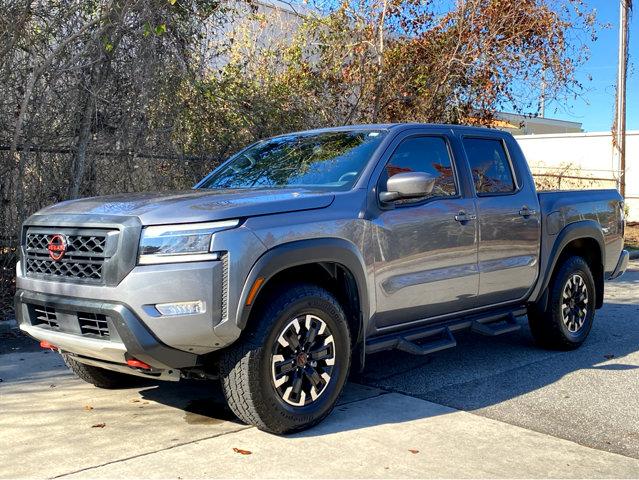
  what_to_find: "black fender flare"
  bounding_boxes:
[235,238,370,345]
[531,219,605,309]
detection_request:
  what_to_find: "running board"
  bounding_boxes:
[365,306,526,355]
[471,313,521,336]
[396,328,457,356]
[366,325,457,355]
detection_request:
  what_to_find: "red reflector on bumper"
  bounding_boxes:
[126,358,151,370]
[40,341,57,351]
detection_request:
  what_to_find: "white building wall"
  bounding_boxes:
[516,131,639,222]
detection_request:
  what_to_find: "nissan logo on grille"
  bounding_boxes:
[47,234,67,261]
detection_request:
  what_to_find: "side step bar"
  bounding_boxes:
[396,328,456,356]
[471,313,521,336]
[366,307,524,355]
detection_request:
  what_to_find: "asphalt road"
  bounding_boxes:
[363,260,639,459]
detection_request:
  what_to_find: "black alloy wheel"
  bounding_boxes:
[271,314,336,406]
[560,273,589,333]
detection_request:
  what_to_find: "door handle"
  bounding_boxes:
[455,211,477,223]
[518,206,537,218]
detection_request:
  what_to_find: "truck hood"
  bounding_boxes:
[36,188,335,225]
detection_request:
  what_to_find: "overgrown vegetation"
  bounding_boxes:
[625,224,639,251]
[0,0,599,318]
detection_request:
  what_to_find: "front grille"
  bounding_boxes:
[26,257,103,280]
[28,303,111,339]
[78,312,110,338]
[32,305,59,329]
[24,230,112,283]
[26,234,106,254]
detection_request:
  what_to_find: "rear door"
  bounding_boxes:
[371,129,479,328]
[460,135,541,304]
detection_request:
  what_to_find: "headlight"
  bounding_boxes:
[138,219,239,265]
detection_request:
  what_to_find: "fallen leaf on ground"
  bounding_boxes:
[232,448,252,455]
[91,423,106,428]
[84,405,94,411]
[131,399,141,403]
[408,449,419,454]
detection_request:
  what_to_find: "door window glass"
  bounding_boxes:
[463,138,516,194]
[382,136,457,201]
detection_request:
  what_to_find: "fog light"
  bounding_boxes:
[155,300,206,316]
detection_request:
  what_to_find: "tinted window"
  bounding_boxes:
[463,138,516,194]
[381,136,457,200]
[198,130,388,191]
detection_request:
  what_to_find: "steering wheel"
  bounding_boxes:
[338,171,358,183]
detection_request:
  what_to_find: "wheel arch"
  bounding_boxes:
[533,220,605,310]
[235,238,370,347]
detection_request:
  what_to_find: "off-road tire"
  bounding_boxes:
[219,284,351,434]
[62,353,138,388]
[528,255,596,350]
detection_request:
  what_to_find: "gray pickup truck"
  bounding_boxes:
[16,124,628,433]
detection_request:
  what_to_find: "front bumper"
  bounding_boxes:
[609,249,629,280]
[16,259,229,354]
[16,290,199,374]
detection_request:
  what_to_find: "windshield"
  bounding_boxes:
[197,129,388,191]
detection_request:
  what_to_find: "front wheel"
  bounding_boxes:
[220,284,351,434]
[528,255,596,350]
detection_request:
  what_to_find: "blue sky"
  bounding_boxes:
[540,1,638,132]
[309,0,635,131]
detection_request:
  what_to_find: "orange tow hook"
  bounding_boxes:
[39,341,58,351]
[126,358,152,370]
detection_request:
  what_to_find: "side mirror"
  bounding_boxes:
[379,172,436,203]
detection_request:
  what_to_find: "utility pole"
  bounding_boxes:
[539,68,546,118]
[615,0,630,198]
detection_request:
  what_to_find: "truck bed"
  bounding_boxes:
[537,188,624,283]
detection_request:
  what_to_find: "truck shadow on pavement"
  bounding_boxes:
[3,269,638,448]
[134,299,639,440]
[359,308,639,411]
[4,297,637,438]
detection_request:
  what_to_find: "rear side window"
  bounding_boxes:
[463,138,516,194]
[381,136,457,200]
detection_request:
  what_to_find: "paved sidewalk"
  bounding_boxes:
[59,393,639,479]
[32,394,639,479]
[2,348,639,479]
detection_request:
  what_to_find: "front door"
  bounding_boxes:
[461,136,541,304]
[372,134,479,329]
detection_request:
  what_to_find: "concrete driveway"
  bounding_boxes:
[1,261,638,478]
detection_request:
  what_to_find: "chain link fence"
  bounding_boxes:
[0,238,17,321]
[0,146,215,321]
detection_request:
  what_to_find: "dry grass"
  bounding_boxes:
[625,223,639,251]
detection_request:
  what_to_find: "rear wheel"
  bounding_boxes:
[528,255,596,350]
[220,284,351,434]
[62,354,138,389]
